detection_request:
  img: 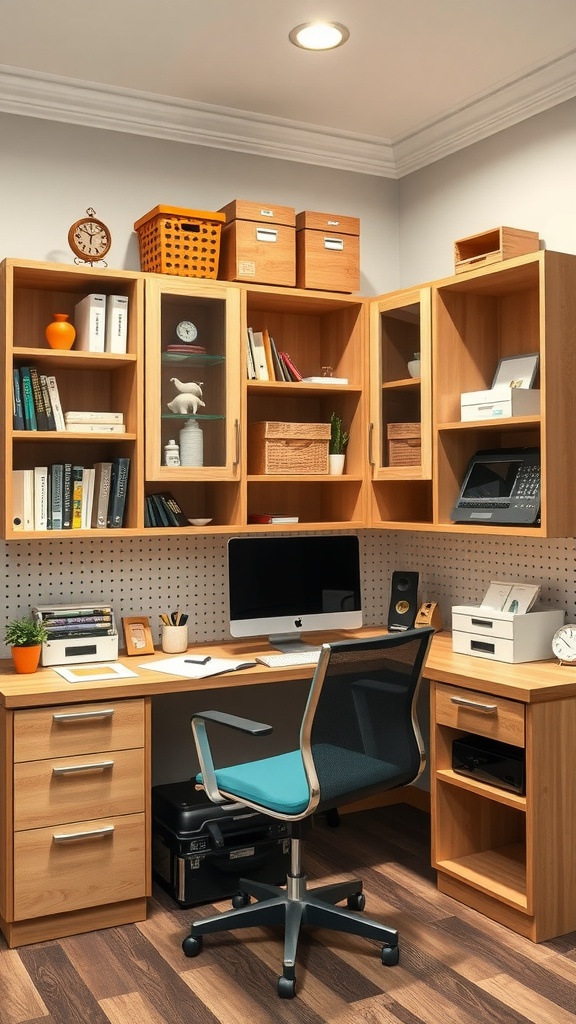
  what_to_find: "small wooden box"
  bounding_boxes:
[296,211,360,293]
[248,421,331,475]
[387,422,421,467]
[218,200,296,286]
[454,226,539,274]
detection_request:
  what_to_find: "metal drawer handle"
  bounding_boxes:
[450,696,498,713]
[53,760,114,775]
[53,825,114,843]
[53,709,115,722]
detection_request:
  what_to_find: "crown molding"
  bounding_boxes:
[1,53,576,180]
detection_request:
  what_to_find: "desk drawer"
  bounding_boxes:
[435,683,525,747]
[14,747,146,831]
[13,812,146,920]
[13,699,145,762]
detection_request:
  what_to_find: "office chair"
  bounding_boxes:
[182,627,434,998]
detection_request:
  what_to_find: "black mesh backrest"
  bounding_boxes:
[303,629,433,813]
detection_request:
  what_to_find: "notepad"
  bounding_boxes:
[139,655,257,679]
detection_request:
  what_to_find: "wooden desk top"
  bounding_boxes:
[1,628,576,710]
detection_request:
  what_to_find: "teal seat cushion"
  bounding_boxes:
[198,749,310,815]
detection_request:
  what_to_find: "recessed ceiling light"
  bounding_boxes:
[289,21,350,51]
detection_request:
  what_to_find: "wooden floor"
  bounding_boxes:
[2,804,576,1024]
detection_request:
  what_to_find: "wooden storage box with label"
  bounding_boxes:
[454,226,539,274]
[218,200,296,286]
[387,422,421,466]
[296,211,360,292]
[248,421,331,475]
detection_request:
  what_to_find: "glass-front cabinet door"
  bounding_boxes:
[143,277,242,530]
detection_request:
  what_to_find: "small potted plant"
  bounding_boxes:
[4,615,48,673]
[329,412,350,475]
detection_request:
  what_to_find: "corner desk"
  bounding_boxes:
[1,628,575,948]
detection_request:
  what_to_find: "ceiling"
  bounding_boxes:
[2,0,576,177]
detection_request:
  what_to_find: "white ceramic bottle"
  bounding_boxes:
[164,438,180,466]
[179,419,204,466]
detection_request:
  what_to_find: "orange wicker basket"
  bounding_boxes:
[134,205,226,278]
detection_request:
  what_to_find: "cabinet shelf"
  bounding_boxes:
[436,768,526,809]
[437,416,540,432]
[436,844,528,909]
[161,353,225,366]
[14,431,137,442]
[381,378,420,390]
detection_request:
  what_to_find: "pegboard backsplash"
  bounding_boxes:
[2,531,575,657]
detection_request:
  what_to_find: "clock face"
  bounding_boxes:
[176,320,198,343]
[551,624,576,663]
[68,216,111,262]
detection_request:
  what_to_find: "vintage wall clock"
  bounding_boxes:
[68,208,111,265]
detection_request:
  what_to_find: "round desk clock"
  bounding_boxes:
[176,320,198,343]
[68,208,111,265]
[551,624,576,665]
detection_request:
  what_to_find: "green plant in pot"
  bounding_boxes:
[329,412,349,474]
[4,615,48,673]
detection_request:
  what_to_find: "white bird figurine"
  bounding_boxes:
[170,378,204,396]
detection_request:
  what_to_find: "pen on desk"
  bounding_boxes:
[185,656,211,665]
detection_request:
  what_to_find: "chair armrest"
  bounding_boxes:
[192,710,273,735]
[191,711,273,806]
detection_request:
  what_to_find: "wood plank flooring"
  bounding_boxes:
[2,804,576,1024]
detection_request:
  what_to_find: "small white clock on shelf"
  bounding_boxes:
[551,624,576,665]
[176,320,198,343]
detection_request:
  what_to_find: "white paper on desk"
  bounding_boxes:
[480,581,513,611]
[53,662,139,682]
[139,655,257,679]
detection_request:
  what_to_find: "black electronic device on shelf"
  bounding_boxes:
[451,447,540,526]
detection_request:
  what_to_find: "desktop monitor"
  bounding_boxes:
[227,534,363,652]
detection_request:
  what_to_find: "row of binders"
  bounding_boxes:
[13,366,126,433]
[246,327,304,382]
[12,458,130,531]
[74,292,129,354]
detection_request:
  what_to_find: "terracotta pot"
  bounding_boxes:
[11,644,41,673]
[45,313,76,350]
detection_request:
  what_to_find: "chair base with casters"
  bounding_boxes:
[182,629,434,999]
[182,820,399,999]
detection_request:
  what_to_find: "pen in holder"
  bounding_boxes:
[161,624,188,654]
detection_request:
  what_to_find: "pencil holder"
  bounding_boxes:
[161,624,188,654]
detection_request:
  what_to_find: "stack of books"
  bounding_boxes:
[12,457,130,531]
[74,293,129,354]
[64,410,125,433]
[13,367,66,431]
[145,491,189,528]
[34,604,117,642]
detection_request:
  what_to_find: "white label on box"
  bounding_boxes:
[238,260,256,276]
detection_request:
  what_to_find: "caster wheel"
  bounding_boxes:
[347,892,365,912]
[277,975,296,998]
[182,934,203,958]
[381,944,399,966]
[232,892,251,909]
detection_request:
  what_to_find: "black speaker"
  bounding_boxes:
[387,571,419,631]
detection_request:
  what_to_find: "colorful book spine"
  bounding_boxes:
[71,466,84,528]
[62,463,73,529]
[49,464,64,530]
[29,366,49,430]
[279,350,303,382]
[45,376,66,431]
[39,374,56,430]
[92,462,113,528]
[107,457,130,528]
[19,368,37,430]
[12,369,24,429]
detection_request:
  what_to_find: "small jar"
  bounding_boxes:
[179,419,204,467]
[164,439,180,466]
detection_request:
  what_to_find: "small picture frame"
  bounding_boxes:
[491,352,539,390]
[122,616,154,656]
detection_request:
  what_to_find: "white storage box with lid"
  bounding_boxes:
[460,386,540,421]
[451,605,564,663]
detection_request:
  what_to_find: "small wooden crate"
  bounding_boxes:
[218,200,296,286]
[454,226,539,274]
[387,422,421,466]
[248,421,331,475]
[296,211,360,292]
[134,205,225,278]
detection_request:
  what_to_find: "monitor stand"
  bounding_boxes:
[268,633,321,654]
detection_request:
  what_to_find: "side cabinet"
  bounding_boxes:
[430,678,576,941]
[0,698,151,947]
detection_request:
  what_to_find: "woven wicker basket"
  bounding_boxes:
[248,421,331,475]
[134,205,226,278]
[387,422,421,467]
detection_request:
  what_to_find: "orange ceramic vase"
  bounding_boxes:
[11,644,41,673]
[46,313,76,350]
